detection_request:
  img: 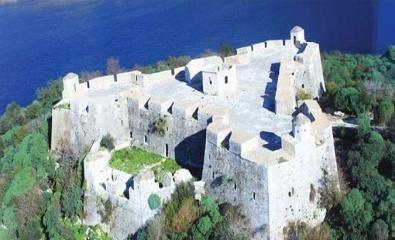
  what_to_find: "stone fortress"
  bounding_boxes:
[51,26,339,239]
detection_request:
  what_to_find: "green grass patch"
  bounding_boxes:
[153,158,180,183]
[109,147,179,177]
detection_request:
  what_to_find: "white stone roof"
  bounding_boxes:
[291,26,304,33]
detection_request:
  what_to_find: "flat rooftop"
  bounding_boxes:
[149,51,298,148]
[79,47,300,151]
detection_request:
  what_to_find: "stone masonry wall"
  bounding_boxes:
[127,97,211,169]
[202,141,270,239]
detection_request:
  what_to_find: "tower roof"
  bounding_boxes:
[291,26,304,33]
[63,72,78,81]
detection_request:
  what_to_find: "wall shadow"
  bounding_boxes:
[261,63,280,112]
[260,131,281,151]
[174,70,203,92]
[174,129,206,179]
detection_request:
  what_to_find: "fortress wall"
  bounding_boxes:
[51,106,73,153]
[145,70,173,84]
[236,46,252,55]
[127,96,213,168]
[275,57,296,115]
[53,94,130,156]
[88,75,116,89]
[267,130,336,239]
[117,71,133,83]
[224,54,250,65]
[202,139,270,238]
[294,43,325,98]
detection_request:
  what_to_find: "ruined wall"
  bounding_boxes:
[83,140,204,240]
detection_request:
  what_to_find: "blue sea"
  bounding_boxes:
[0,0,394,113]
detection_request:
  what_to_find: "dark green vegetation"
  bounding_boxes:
[100,133,115,151]
[321,46,395,126]
[0,80,109,239]
[317,47,395,240]
[132,182,251,240]
[320,121,395,240]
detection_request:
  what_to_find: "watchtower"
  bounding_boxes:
[62,73,79,99]
[290,26,306,45]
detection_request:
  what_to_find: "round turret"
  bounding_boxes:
[62,72,79,99]
[290,26,306,45]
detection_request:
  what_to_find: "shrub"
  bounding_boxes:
[148,194,161,210]
[0,102,25,134]
[319,175,343,210]
[219,175,231,185]
[153,117,167,137]
[196,216,212,235]
[170,198,201,233]
[201,196,220,224]
[25,101,42,120]
[218,44,234,58]
[100,134,115,150]
[296,89,312,100]
[101,199,114,224]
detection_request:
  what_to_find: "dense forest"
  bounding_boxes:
[0,45,393,240]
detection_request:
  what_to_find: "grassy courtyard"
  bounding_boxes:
[109,146,180,178]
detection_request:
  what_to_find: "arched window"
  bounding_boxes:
[225,76,228,84]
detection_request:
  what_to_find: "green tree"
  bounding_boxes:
[370,219,389,240]
[36,79,62,109]
[0,102,25,134]
[25,101,42,120]
[340,189,373,238]
[376,96,394,125]
[357,115,371,137]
